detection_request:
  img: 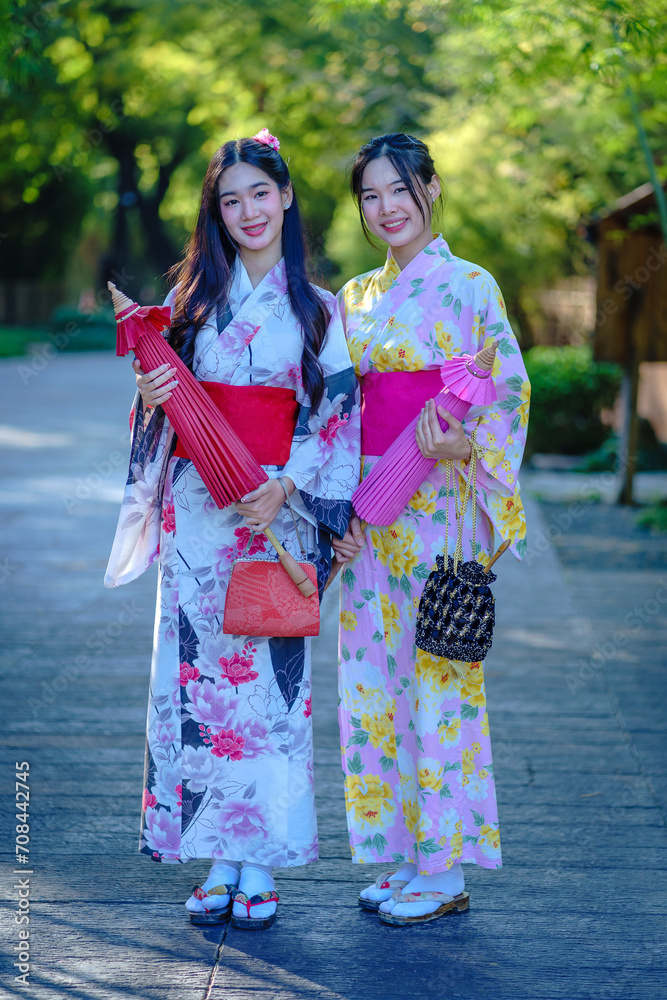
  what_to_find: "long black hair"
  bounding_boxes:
[350,132,442,247]
[168,137,328,410]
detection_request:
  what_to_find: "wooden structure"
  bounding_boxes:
[588,181,667,502]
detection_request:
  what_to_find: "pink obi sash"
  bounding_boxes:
[360,369,445,456]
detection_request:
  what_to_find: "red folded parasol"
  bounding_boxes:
[352,342,498,526]
[109,283,316,598]
[109,282,269,506]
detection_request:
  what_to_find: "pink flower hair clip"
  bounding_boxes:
[252,128,280,152]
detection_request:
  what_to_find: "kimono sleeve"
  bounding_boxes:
[104,290,177,587]
[281,297,361,540]
[463,276,530,558]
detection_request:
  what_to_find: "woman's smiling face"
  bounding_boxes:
[217,161,290,256]
[360,155,438,255]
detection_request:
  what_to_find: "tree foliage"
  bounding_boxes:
[1,0,665,321]
[1,0,437,297]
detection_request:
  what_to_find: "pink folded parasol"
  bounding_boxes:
[352,342,498,526]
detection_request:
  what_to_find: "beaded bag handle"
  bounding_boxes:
[443,420,482,575]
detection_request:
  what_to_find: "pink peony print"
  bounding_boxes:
[142,789,158,811]
[175,784,182,807]
[219,650,258,686]
[234,716,276,760]
[234,527,267,556]
[183,679,241,729]
[213,797,270,846]
[198,593,220,618]
[210,544,236,580]
[179,662,200,686]
[161,503,176,534]
[201,726,245,760]
[319,412,348,446]
[303,696,312,718]
[142,806,181,859]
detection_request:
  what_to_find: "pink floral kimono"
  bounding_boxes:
[337,235,529,874]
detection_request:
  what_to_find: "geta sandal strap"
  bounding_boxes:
[374,870,410,890]
[191,883,236,901]
[231,888,279,919]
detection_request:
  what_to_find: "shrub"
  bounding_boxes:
[523,345,622,456]
[49,307,117,352]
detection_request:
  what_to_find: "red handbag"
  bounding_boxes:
[223,493,320,638]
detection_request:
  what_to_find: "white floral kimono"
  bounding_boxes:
[105,259,360,867]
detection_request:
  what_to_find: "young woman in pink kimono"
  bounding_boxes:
[332,133,529,925]
[105,132,359,928]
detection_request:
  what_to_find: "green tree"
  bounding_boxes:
[2,0,439,300]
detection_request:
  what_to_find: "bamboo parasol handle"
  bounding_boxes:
[264,527,317,598]
[484,538,511,574]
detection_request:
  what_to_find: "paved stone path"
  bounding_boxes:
[0,353,665,1000]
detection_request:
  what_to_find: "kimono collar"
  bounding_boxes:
[229,255,287,312]
[381,233,453,289]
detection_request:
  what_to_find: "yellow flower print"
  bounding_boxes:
[418,757,445,792]
[479,823,501,859]
[344,773,395,833]
[449,820,463,858]
[346,336,370,372]
[518,379,530,428]
[340,610,358,632]
[409,487,437,516]
[491,489,526,541]
[377,259,400,293]
[462,749,477,776]
[415,648,462,694]
[380,593,402,647]
[370,340,423,373]
[481,711,489,737]
[438,716,461,744]
[382,731,398,759]
[460,662,486,707]
[403,798,432,842]
[371,524,421,578]
[434,320,459,358]
[361,708,395,749]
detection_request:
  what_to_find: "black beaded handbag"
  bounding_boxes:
[415,434,508,663]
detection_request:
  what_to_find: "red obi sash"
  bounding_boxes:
[360,369,445,456]
[173,382,298,466]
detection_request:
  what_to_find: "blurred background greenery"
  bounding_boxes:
[1,0,666,464]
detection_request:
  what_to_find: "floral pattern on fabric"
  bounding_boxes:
[336,235,529,873]
[106,258,360,866]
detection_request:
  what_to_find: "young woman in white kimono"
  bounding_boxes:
[105,131,360,928]
[332,134,529,925]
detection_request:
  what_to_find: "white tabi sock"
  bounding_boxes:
[185,859,241,912]
[232,862,277,921]
[358,861,418,903]
[379,864,465,917]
